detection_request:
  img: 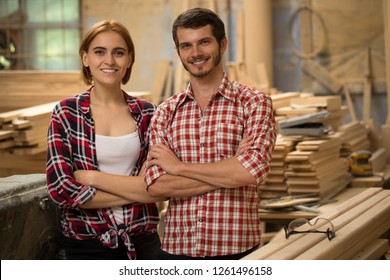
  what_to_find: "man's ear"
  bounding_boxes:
[220,37,228,54]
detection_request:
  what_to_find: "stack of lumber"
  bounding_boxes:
[270,92,300,110]
[244,187,390,259]
[259,136,296,198]
[275,95,347,131]
[285,137,350,199]
[335,121,371,157]
[0,102,56,156]
[0,102,57,177]
[269,92,300,123]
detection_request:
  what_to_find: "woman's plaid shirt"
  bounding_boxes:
[46,89,159,259]
[145,73,277,257]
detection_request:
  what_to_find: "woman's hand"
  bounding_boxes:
[74,170,99,186]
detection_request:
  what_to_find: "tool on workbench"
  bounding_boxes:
[346,150,373,177]
[284,217,336,241]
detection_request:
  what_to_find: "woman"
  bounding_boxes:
[46,19,161,260]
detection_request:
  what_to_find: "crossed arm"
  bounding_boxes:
[74,135,254,201]
[146,135,256,197]
[75,165,166,206]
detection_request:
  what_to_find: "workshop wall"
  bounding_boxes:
[82,0,387,129]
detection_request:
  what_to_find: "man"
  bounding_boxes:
[145,8,277,260]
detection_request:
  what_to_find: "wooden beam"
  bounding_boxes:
[242,188,383,260]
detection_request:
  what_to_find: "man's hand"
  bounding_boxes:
[148,134,254,175]
[148,143,183,175]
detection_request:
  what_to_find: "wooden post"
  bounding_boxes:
[243,0,273,85]
[299,0,314,92]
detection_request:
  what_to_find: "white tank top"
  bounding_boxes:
[95,131,140,224]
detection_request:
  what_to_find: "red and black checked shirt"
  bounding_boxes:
[145,73,277,257]
[46,89,159,259]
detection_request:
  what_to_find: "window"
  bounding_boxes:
[0,0,81,70]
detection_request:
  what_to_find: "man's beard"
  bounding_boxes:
[181,50,222,78]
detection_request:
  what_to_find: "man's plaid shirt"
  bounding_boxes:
[145,73,277,257]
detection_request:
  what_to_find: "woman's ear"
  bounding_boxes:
[82,51,89,67]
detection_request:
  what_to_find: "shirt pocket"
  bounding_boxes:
[215,122,244,159]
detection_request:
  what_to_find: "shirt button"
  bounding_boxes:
[198,219,203,222]
[200,143,205,147]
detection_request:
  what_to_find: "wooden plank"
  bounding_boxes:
[336,221,390,260]
[369,148,387,173]
[352,239,389,260]
[290,96,342,111]
[287,173,349,198]
[342,84,358,122]
[11,119,31,130]
[0,131,13,140]
[256,63,270,89]
[0,71,85,113]
[270,92,301,109]
[150,60,172,105]
[0,102,57,123]
[363,47,372,122]
[270,190,390,260]
[286,146,340,162]
[296,137,341,151]
[350,176,383,188]
[294,193,390,259]
[288,154,339,171]
[0,139,15,149]
[162,64,174,102]
[300,59,342,93]
[242,188,383,260]
[285,158,346,178]
[275,106,320,116]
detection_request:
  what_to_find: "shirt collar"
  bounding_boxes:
[178,72,235,107]
[79,86,93,115]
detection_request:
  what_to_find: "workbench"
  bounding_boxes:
[259,187,368,244]
[248,186,390,259]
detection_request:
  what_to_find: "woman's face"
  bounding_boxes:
[82,31,132,87]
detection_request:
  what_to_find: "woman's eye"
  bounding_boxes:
[94,50,105,55]
[113,50,125,57]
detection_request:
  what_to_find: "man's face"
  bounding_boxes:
[176,25,226,78]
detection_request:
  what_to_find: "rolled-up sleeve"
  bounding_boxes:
[46,104,96,209]
[237,92,277,185]
[144,105,169,189]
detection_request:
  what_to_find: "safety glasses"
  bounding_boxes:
[284,217,336,240]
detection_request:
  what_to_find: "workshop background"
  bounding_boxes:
[1,0,390,260]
